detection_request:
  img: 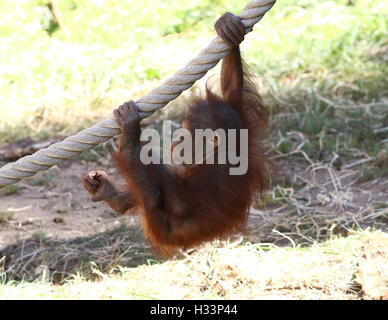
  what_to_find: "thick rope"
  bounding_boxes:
[0,0,276,189]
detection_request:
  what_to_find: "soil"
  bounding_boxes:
[0,158,137,248]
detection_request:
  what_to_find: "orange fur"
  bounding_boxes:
[113,52,271,256]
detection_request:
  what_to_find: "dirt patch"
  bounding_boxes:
[0,159,134,247]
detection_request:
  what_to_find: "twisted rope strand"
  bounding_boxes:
[0,0,276,188]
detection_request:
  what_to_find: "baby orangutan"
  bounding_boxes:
[83,12,270,255]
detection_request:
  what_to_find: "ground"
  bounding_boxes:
[1,151,386,249]
[0,0,387,299]
[0,160,129,246]
[0,150,387,296]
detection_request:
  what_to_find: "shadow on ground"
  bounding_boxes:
[0,225,158,284]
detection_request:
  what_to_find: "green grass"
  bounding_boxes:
[0,185,21,196]
[0,210,14,226]
[27,171,55,187]
[1,1,387,165]
[254,1,388,163]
